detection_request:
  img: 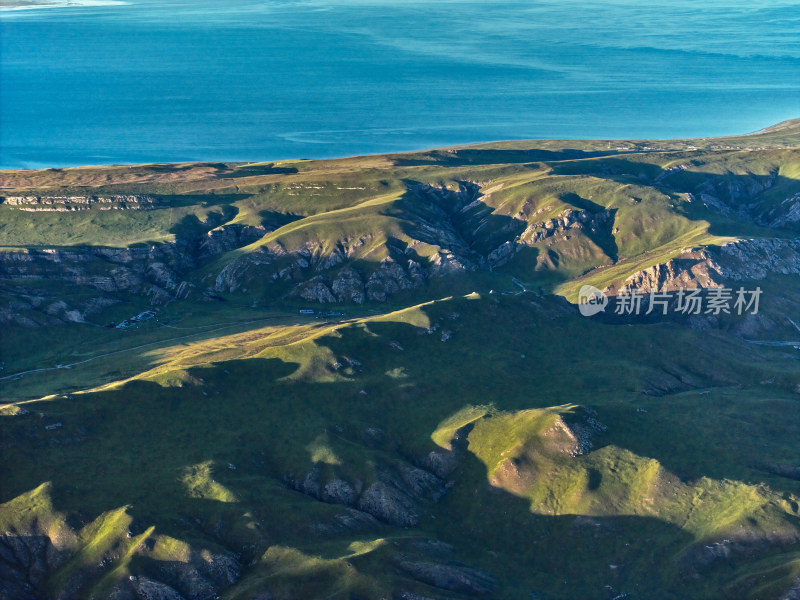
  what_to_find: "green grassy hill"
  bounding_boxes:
[2,121,800,599]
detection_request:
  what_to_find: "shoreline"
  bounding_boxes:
[0,0,128,11]
[0,117,797,172]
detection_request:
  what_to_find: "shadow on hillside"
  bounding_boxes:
[169,206,238,239]
[398,149,800,241]
[142,164,203,174]
[391,180,529,262]
[147,162,298,178]
[379,180,615,293]
[0,358,700,598]
[560,192,619,262]
[392,148,624,168]
[4,297,800,596]
[549,155,800,237]
[257,209,304,230]
[142,193,252,209]
[218,163,299,178]
[549,157,663,182]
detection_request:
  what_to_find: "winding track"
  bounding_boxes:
[0,316,289,383]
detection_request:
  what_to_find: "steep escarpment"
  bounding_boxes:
[286,423,469,528]
[0,501,242,600]
[0,219,268,324]
[5,146,799,323]
[212,233,429,303]
[651,153,800,232]
[207,180,618,304]
[209,182,491,304]
[615,238,800,294]
[1,195,164,212]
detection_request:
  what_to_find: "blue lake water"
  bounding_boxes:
[1,0,799,168]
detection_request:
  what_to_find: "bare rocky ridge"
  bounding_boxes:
[288,425,470,531]
[489,207,615,268]
[1,195,163,212]
[613,238,800,295]
[766,192,800,229]
[0,525,241,600]
[393,559,496,596]
[552,406,608,457]
[288,257,425,304]
[0,533,73,600]
[287,456,450,528]
[0,221,268,325]
[657,168,800,233]
[212,182,489,303]
[212,235,384,296]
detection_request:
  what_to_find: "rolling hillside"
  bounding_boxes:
[2,121,800,600]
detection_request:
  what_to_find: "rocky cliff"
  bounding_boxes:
[614,238,800,294]
[1,195,163,212]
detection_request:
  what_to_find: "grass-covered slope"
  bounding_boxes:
[2,121,800,599]
[3,294,800,599]
[4,123,799,307]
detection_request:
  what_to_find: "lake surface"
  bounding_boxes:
[1,0,799,168]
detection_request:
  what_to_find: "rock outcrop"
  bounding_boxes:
[553,406,607,457]
[286,425,462,529]
[331,267,365,303]
[765,192,800,229]
[127,577,185,600]
[487,207,615,268]
[292,276,337,303]
[1,195,163,211]
[0,219,270,323]
[0,523,241,600]
[394,559,496,596]
[0,533,72,600]
[366,258,419,302]
[288,458,448,528]
[284,256,427,305]
[615,238,800,294]
[198,224,267,260]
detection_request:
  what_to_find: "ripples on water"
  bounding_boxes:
[1,0,799,167]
